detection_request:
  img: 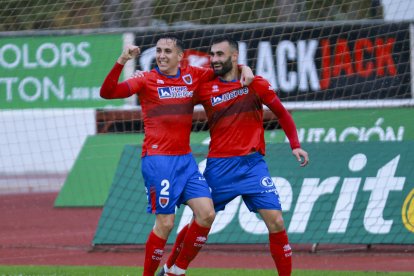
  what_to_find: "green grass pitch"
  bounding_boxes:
[0,266,412,276]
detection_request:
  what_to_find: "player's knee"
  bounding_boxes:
[205,209,216,226]
[197,209,216,227]
[268,215,285,232]
[163,221,175,232]
[156,219,175,234]
[275,216,285,229]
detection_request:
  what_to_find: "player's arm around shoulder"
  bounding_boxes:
[239,65,254,86]
[192,79,211,106]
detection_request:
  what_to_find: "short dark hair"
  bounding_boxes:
[156,33,184,52]
[211,35,238,52]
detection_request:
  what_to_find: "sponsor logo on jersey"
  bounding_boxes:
[157,79,164,84]
[260,176,275,188]
[159,196,169,208]
[157,86,193,99]
[212,85,219,92]
[182,74,193,84]
[210,87,248,106]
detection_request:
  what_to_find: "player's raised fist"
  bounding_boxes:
[118,45,141,64]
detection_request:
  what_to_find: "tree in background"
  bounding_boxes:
[102,0,152,28]
[302,0,383,21]
[152,0,383,25]
[0,0,383,31]
[0,0,102,31]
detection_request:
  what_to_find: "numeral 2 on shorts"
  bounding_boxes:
[160,179,170,196]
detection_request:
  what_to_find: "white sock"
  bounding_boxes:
[170,264,186,275]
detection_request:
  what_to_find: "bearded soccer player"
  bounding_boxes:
[100,34,253,276]
[160,36,309,276]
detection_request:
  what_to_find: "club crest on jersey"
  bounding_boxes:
[157,86,193,99]
[159,196,169,208]
[260,177,275,188]
[212,85,219,92]
[182,74,192,84]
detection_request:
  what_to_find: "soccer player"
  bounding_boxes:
[100,34,254,276]
[160,36,309,276]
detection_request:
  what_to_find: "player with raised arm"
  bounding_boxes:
[100,34,254,276]
[160,35,308,276]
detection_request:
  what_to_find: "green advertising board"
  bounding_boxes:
[266,108,414,144]
[94,142,414,245]
[0,34,124,108]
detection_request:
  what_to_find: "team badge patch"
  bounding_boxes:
[260,177,275,188]
[182,74,193,84]
[159,196,169,208]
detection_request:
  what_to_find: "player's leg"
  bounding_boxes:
[144,214,174,276]
[165,155,239,275]
[164,223,189,271]
[242,152,292,276]
[170,197,214,273]
[141,155,186,276]
[259,209,292,276]
[168,155,215,274]
[157,220,191,275]
[164,155,240,275]
[158,183,230,276]
[159,154,215,275]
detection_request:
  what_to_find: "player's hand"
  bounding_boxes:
[240,65,254,86]
[292,148,309,167]
[118,45,140,65]
[130,70,145,79]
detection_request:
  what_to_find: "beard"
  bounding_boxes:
[211,56,233,76]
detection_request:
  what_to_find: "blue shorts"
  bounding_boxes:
[203,152,281,213]
[141,153,211,214]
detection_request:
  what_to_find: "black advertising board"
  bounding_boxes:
[134,23,411,101]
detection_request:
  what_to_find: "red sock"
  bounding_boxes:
[143,230,167,276]
[166,224,189,268]
[269,230,292,276]
[174,220,210,270]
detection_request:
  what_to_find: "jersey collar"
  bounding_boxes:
[155,66,181,78]
[218,77,238,83]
